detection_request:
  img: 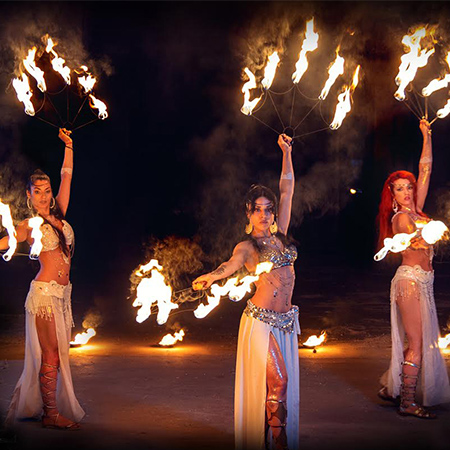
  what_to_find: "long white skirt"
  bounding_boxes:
[234,302,300,450]
[6,280,85,425]
[380,265,450,406]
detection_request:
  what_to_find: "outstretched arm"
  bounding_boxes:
[55,128,73,217]
[192,241,251,290]
[277,134,294,235]
[416,119,432,213]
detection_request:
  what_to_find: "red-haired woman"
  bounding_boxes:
[376,119,450,418]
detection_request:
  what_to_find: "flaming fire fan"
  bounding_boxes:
[240,18,361,141]
[11,35,108,131]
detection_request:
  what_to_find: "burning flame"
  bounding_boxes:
[436,98,450,119]
[70,328,96,346]
[421,220,448,244]
[132,260,178,325]
[89,94,108,120]
[439,333,450,349]
[0,200,17,261]
[422,52,450,96]
[261,52,280,90]
[292,18,319,84]
[240,68,262,116]
[159,329,185,346]
[12,74,35,116]
[394,26,435,101]
[28,216,44,260]
[193,262,273,319]
[319,49,345,100]
[329,65,360,130]
[303,331,326,347]
[23,47,47,93]
[45,37,71,85]
[78,73,96,94]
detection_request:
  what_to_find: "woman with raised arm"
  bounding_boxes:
[376,119,450,419]
[193,134,299,450]
[1,128,84,430]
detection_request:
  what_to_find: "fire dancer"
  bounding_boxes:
[1,128,84,430]
[193,134,299,450]
[376,119,450,419]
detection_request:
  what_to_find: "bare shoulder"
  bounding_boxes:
[392,212,415,233]
[233,240,255,255]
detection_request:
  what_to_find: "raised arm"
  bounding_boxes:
[416,119,432,213]
[55,128,73,217]
[192,241,251,290]
[277,134,294,235]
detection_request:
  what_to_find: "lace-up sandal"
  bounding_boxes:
[398,361,436,420]
[266,399,288,450]
[40,363,80,430]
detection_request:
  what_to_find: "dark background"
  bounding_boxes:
[1,1,450,338]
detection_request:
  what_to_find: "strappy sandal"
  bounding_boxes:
[42,413,81,430]
[266,399,288,450]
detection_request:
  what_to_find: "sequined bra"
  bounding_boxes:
[40,220,74,252]
[257,237,297,269]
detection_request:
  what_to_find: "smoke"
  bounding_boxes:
[81,309,103,330]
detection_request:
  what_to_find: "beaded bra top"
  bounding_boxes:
[40,220,74,252]
[257,237,297,269]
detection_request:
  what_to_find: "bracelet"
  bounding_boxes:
[65,145,73,150]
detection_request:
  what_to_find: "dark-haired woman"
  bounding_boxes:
[1,128,84,429]
[193,134,299,450]
[376,119,450,419]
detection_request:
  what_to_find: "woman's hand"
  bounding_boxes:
[419,118,431,139]
[58,128,73,146]
[192,273,215,290]
[277,134,292,153]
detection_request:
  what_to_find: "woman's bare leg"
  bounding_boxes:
[36,315,80,429]
[266,332,288,449]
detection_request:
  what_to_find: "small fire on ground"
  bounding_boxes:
[159,329,185,347]
[70,328,96,347]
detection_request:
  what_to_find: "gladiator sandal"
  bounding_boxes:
[398,361,436,420]
[40,363,80,430]
[266,399,288,450]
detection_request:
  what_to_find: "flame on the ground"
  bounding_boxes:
[70,328,96,346]
[132,259,178,325]
[0,200,17,261]
[194,262,273,319]
[23,47,47,93]
[89,94,108,120]
[292,18,319,84]
[438,333,450,349]
[319,48,345,100]
[303,331,326,347]
[12,74,35,116]
[45,37,71,85]
[394,26,436,101]
[28,216,44,260]
[159,329,185,346]
[261,52,280,90]
[240,67,262,116]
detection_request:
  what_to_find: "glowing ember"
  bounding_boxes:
[422,52,450,96]
[12,74,35,116]
[261,52,280,90]
[303,331,326,347]
[350,188,357,194]
[394,26,435,101]
[421,220,448,244]
[319,49,345,100]
[23,47,47,93]
[28,216,44,260]
[0,200,17,261]
[194,262,273,319]
[70,328,96,346]
[436,99,450,119]
[45,37,71,85]
[439,333,450,349]
[292,18,319,84]
[240,67,262,116]
[89,94,108,120]
[132,260,178,325]
[159,329,185,346]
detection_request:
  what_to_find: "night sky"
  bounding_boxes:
[1,1,450,331]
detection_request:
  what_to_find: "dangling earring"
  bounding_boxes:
[392,198,398,213]
[269,221,278,234]
[245,222,253,234]
[27,198,33,210]
[50,197,56,209]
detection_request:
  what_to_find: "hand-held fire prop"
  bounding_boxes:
[0,200,17,261]
[240,18,362,140]
[28,216,44,260]
[12,35,108,131]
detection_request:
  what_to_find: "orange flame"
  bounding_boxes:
[319,48,345,100]
[261,52,280,90]
[421,220,448,244]
[422,52,450,96]
[303,331,326,347]
[89,94,108,120]
[292,18,319,84]
[23,47,47,92]
[28,216,44,260]
[45,37,71,84]
[70,328,96,346]
[0,200,17,261]
[436,98,450,119]
[439,333,450,349]
[240,67,262,116]
[159,329,185,346]
[12,74,35,116]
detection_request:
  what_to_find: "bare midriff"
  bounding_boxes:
[34,248,71,285]
[400,246,433,272]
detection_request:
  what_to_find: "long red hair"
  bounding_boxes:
[376,170,426,251]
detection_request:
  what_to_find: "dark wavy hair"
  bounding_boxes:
[27,169,69,257]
